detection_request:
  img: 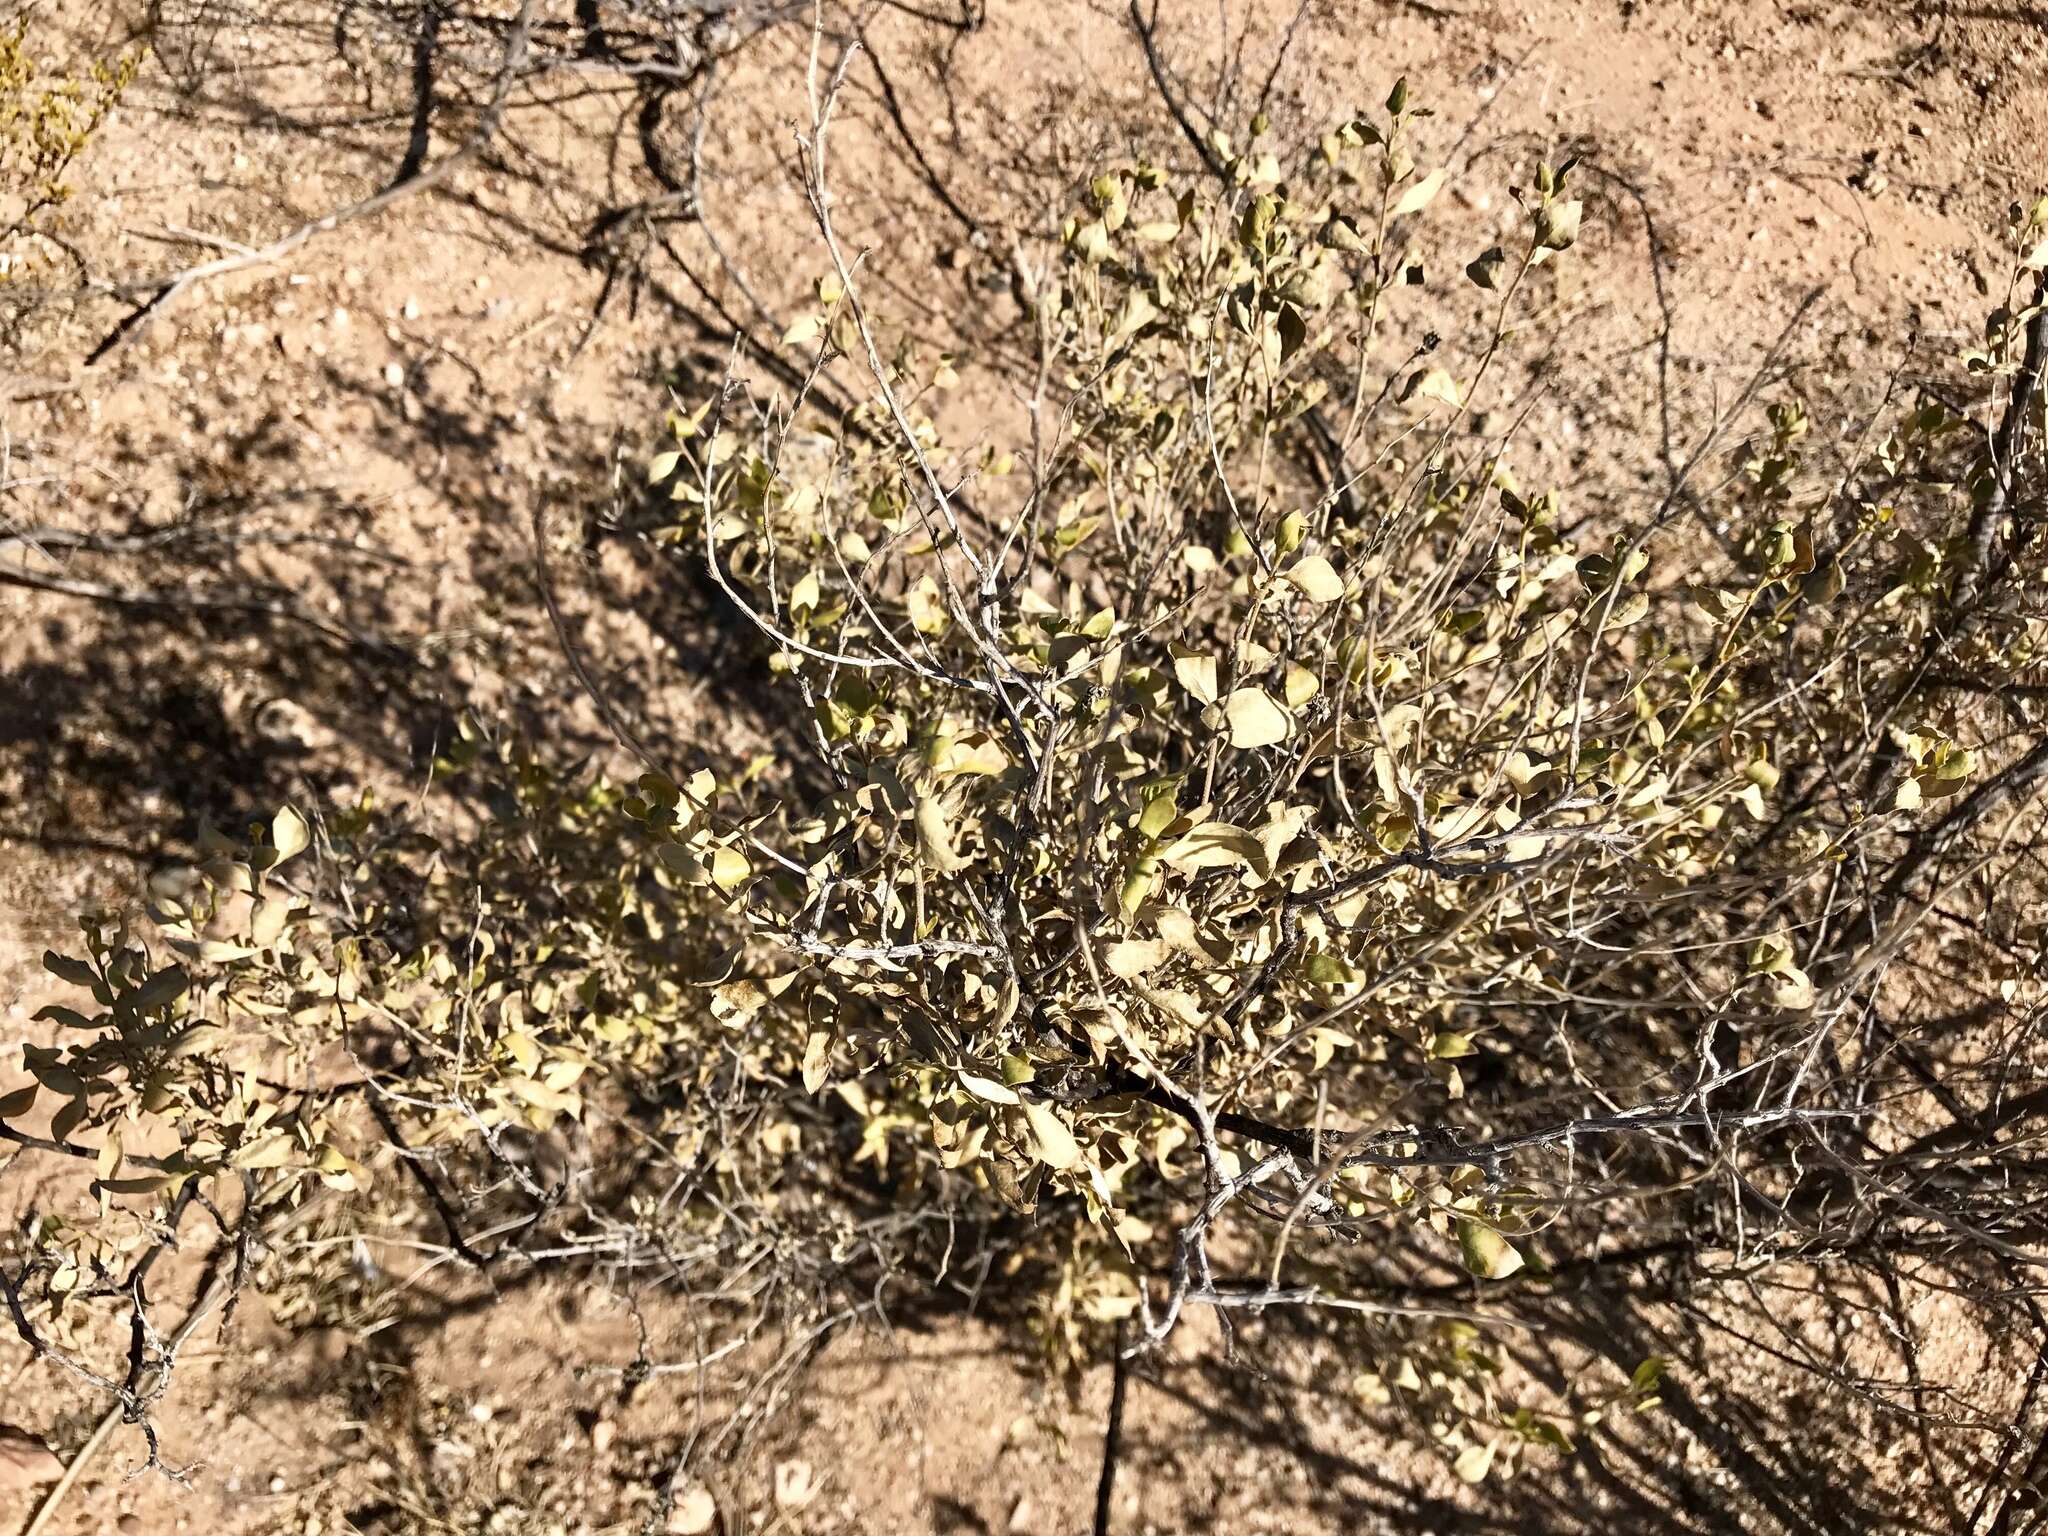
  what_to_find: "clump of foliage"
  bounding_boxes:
[8,62,2048,1487]
[0,18,136,282]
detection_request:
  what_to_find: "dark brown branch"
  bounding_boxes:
[1956,268,2048,614]
[367,1094,493,1273]
[1128,0,1224,179]
[1092,1323,1132,1536]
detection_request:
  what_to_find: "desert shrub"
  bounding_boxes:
[8,65,2048,1483]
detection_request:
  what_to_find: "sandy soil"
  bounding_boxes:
[3,0,2046,1531]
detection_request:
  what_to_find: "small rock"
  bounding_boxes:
[253,697,336,752]
[383,362,406,387]
[589,1419,616,1455]
[0,1427,64,1490]
[117,1516,144,1536]
[665,1482,717,1534]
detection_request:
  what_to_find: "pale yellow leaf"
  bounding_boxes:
[1105,937,1168,978]
[1391,167,1447,217]
[957,1069,1020,1105]
[1172,648,1219,705]
[1414,368,1464,410]
[1457,1217,1524,1279]
[915,797,972,873]
[1224,688,1292,749]
[710,844,752,895]
[1454,1441,1497,1484]
[1022,1100,1083,1171]
[1283,555,1345,603]
[272,805,310,863]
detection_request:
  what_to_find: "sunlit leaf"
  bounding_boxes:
[272,805,311,864]
[1283,555,1345,603]
[709,844,752,895]
[915,797,972,873]
[1022,1100,1083,1171]
[1172,648,1220,705]
[1224,688,1292,749]
[1391,167,1446,217]
[1457,1218,1524,1279]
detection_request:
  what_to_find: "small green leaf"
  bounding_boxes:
[1536,199,1582,250]
[1465,246,1508,289]
[126,965,189,1013]
[1137,787,1179,840]
[709,844,752,895]
[1276,304,1307,362]
[1630,1356,1668,1395]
